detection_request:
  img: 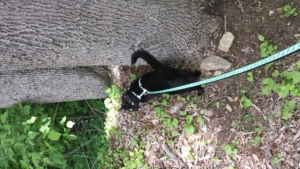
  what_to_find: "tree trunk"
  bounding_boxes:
[0,0,219,108]
[0,67,109,108]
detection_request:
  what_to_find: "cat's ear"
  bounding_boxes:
[123,95,131,103]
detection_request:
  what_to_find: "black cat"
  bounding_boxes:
[120,50,204,111]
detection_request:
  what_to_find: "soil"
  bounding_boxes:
[111,0,300,168]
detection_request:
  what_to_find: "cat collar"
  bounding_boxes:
[131,78,148,100]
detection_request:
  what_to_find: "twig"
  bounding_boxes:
[237,0,244,13]
[224,15,227,33]
[251,103,261,112]
[161,142,188,169]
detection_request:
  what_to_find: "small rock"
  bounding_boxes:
[269,10,274,16]
[276,7,284,14]
[200,55,232,70]
[218,32,235,52]
[214,71,223,76]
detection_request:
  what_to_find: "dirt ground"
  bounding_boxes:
[111,0,300,168]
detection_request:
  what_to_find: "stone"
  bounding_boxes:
[200,55,232,70]
[218,31,235,52]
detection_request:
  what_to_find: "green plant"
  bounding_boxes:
[0,103,77,169]
[119,136,147,169]
[183,115,196,134]
[215,102,220,108]
[234,121,241,129]
[250,136,261,146]
[272,153,283,165]
[255,128,262,135]
[162,117,179,137]
[247,72,254,83]
[261,64,300,120]
[240,96,252,109]
[212,157,220,164]
[130,74,137,81]
[282,100,296,120]
[231,140,240,146]
[222,144,238,155]
[240,89,247,94]
[179,110,185,116]
[239,114,254,121]
[104,85,121,111]
[197,117,205,126]
[284,2,297,17]
[227,166,235,169]
[258,34,277,57]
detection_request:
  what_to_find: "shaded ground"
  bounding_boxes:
[111,0,300,168]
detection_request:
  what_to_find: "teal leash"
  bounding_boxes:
[147,42,300,95]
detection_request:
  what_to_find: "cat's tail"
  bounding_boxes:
[131,49,164,70]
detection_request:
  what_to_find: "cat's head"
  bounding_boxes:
[119,90,140,111]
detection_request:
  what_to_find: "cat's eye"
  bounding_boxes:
[130,109,132,111]
[131,102,134,105]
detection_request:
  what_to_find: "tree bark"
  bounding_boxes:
[0,67,109,108]
[0,0,220,108]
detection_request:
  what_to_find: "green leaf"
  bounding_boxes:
[104,98,112,109]
[161,99,168,106]
[172,118,178,128]
[197,118,204,126]
[258,34,265,41]
[22,105,31,114]
[273,157,279,164]
[20,160,29,169]
[262,78,274,86]
[30,153,41,160]
[267,45,274,53]
[240,96,252,108]
[260,50,269,57]
[129,151,134,156]
[284,13,290,17]
[215,102,220,108]
[42,158,51,164]
[18,135,27,142]
[3,124,11,130]
[272,70,279,77]
[48,130,62,141]
[60,116,66,125]
[282,105,292,120]
[1,111,8,123]
[28,131,38,140]
[130,74,137,81]
[278,86,289,98]
[272,84,281,93]
[104,86,111,93]
[287,101,296,111]
[255,128,262,135]
[184,124,195,134]
[65,134,78,141]
[186,115,193,124]
[171,131,179,137]
[22,116,37,125]
[277,153,283,158]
